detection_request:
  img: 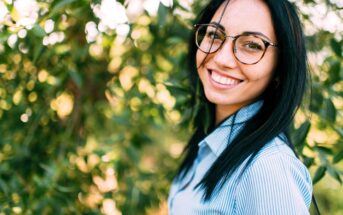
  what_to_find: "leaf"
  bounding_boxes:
[166,37,184,45]
[333,150,343,164]
[164,83,189,95]
[0,179,9,195]
[303,156,314,167]
[179,108,193,127]
[293,120,311,149]
[329,60,341,84]
[314,145,330,166]
[56,185,75,193]
[327,165,342,185]
[32,24,46,38]
[312,166,326,184]
[309,86,324,112]
[330,38,342,57]
[314,146,333,155]
[33,44,45,63]
[0,32,9,43]
[126,145,139,163]
[334,127,343,138]
[69,69,83,88]
[322,98,336,123]
[50,0,77,16]
[131,132,152,148]
[157,3,168,27]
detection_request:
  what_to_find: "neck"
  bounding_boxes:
[215,104,241,125]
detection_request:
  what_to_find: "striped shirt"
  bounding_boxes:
[168,101,312,214]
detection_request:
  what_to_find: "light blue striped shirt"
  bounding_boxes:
[168,101,312,214]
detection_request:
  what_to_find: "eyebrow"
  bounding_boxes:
[209,21,225,31]
[243,31,273,42]
[209,21,273,42]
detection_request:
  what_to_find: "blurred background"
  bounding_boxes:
[0,0,342,214]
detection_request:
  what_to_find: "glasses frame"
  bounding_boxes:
[194,24,278,65]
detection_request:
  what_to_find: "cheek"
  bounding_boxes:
[243,63,275,86]
[196,49,206,69]
[246,52,277,81]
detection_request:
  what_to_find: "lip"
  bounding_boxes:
[207,69,243,89]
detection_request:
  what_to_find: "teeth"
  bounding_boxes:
[211,72,240,85]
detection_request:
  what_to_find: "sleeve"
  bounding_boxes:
[234,152,312,215]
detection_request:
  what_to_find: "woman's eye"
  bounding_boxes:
[207,31,221,40]
[244,42,263,50]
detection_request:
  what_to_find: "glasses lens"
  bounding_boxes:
[195,25,224,53]
[234,35,266,64]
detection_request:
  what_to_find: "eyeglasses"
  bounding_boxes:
[194,24,278,65]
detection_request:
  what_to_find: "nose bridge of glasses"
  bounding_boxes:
[220,35,237,53]
[213,34,238,63]
[225,35,236,41]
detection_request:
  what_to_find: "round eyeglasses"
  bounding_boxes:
[195,24,278,65]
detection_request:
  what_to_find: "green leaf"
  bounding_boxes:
[31,24,46,38]
[313,166,326,184]
[56,185,75,193]
[309,85,324,112]
[322,98,336,123]
[303,156,314,167]
[314,145,330,165]
[69,69,83,88]
[50,0,77,16]
[330,38,342,57]
[164,83,189,95]
[0,32,9,43]
[126,145,140,163]
[329,60,341,84]
[131,132,152,148]
[157,3,168,27]
[0,179,9,195]
[33,44,45,63]
[180,107,193,127]
[334,127,343,137]
[327,165,342,185]
[293,120,311,151]
[333,150,343,164]
[314,146,333,155]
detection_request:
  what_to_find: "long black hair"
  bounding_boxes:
[176,0,309,200]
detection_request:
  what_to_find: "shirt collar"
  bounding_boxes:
[198,100,263,157]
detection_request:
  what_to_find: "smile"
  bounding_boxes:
[210,70,242,86]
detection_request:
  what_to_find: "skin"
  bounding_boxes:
[196,0,278,124]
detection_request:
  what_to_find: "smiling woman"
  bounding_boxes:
[168,0,318,214]
[195,0,279,123]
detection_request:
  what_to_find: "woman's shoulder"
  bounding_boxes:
[234,135,313,214]
[255,135,298,159]
[249,135,311,177]
[239,134,313,202]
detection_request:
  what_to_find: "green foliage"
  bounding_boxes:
[0,0,342,214]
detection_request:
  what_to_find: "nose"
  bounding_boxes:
[212,38,238,68]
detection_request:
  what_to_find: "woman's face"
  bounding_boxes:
[196,0,278,122]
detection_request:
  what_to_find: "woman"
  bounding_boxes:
[168,0,315,214]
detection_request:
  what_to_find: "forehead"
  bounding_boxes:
[211,0,276,40]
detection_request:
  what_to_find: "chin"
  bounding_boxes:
[205,95,234,106]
